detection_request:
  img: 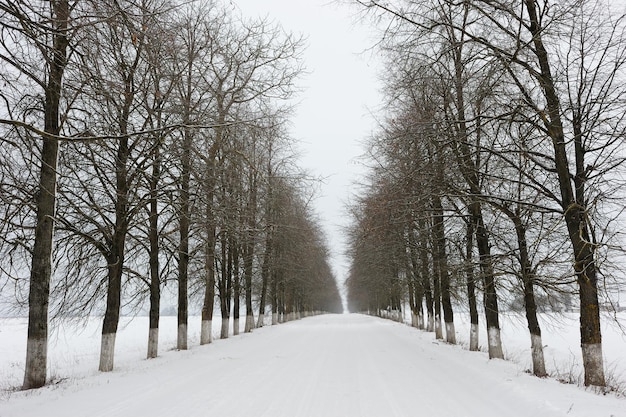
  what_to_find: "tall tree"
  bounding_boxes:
[0,0,72,389]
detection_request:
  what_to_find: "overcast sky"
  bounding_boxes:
[234,0,383,290]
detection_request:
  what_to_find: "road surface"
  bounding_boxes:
[2,314,623,417]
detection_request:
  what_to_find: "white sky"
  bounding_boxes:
[234,0,383,288]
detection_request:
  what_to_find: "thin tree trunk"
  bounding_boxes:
[258,153,274,328]
[447,24,502,357]
[233,241,240,336]
[243,243,255,332]
[417,218,434,332]
[177,129,191,350]
[23,0,69,390]
[407,224,423,329]
[407,270,417,327]
[177,146,190,349]
[514,216,546,377]
[201,133,220,344]
[244,173,257,332]
[147,140,161,359]
[465,220,479,352]
[432,192,455,344]
[219,232,230,339]
[99,41,138,368]
[222,238,235,337]
[176,31,197,350]
[489,199,546,375]
[431,229,443,340]
[257,233,271,328]
[201,222,216,345]
[278,280,285,323]
[470,201,504,359]
[271,271,279,325]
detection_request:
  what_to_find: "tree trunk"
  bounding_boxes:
[244,173,258,332]
[177,27,197,350]
[233,242,240,336]
[201,224,216,345]
[258,197,274,328]
[177,129,191,350]
[23,0,69,390]
[417,218,434,332]
[509,211,546,377]
[244,244,255,332]
[257,235,271,328]
[219,232,230,339]
[465,221,479,352]
[99,134,129,372]
[431,230,443,340]
[523,0,604,386]
[446,25,501,357]
[25,138,58,388]
[432,193,455,344]
[201,138,219,345]
[278,279,286,323]
[471,201,504,359]
[147,140,161,359]
[100,258,122,372]
[407,272,417,327]
[407,225,424,329]
[271,271,279,325]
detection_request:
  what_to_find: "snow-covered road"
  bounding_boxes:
[2,314,624,417]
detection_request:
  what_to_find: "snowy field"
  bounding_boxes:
[0,313,625,416]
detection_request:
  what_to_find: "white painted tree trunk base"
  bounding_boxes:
[487,327,504,359]
[257,313,265,328]
[434,314,443,340]
[221,318,229,339]
[23,337,47,389]
[582,342,605,387]
[469,323,479,351]
[245,315,255,333]
[445,322,456,344]
[531,333,546,377]
[233,318,240,335]
[177,324,187,350]
[200,320,212,345]
[99,333,116,372]
[427,314,434,332]
[272,312,278,325]
[147,328,158,359]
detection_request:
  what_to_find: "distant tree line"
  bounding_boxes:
[347,0,626,388]
[0,0,342,390]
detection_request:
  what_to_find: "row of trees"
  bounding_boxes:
[346,0,626,387]
[0,0,342,390]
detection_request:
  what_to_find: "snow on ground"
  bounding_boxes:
[441,311,626,386]
[1,314,625,417]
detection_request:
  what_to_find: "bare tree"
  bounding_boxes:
[53,0,173,372]
[0,0,73,389]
